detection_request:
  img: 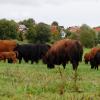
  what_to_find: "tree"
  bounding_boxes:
[65,29,72,37]
[35,23,51,43]
[19,18,35,28]
[80,24,96,48]
[95,32,100,44]
[0,19,19,39]
[69,32,79,40]
[26,26,36,43]
[51,21,59,35]
[51,21,58,26]
[26,23,51,43]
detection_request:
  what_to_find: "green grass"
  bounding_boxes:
[0,62,100,100]
[0,48,100,99]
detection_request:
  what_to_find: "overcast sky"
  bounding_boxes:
[0,0,100,28]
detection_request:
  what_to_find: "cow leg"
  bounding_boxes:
[13,57,17,63]
[8,58,13,63]
[90,61,95,69]
[95,64,98,70]
[97,65,98,70]
[4,59,6,63]
[24,59,29,63]
[47,64,55,69]
[85,60,88,64]
[35,60,39,63]
[72,61,78,70]
[19,58,22,64]
[18,54,22,64]
[62,63,66,69]
[91,65,95,69]
[90,59,95,69]
[31,60,34,64]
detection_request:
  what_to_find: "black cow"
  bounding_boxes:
[14,43,51,64]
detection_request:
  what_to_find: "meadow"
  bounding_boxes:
[0,48,100,100]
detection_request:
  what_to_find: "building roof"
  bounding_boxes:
[93,27,100,32]
[67,26,80,33]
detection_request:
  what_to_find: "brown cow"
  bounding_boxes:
[0,40,17,63]
[0,51,17,63]
[43,39,83,70]
[0,40,17,52]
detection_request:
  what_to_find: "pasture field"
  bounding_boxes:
[0,49,100,100]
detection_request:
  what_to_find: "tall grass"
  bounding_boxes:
[0,48,100,99]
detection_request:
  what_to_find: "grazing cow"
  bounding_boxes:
[43,39,83,70]
[0,51,17,63]
[14,43,51,64]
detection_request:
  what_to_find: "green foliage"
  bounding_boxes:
[26,23,51,43]
[97,32,100,44]
[69,32,79,40]
[35,23,51,43]
[80,24,96,48]
[0,19,18,39]
[51,21,58,26]
[19,18,35,28]
[65,29,72,37]
[50,34,61,44]
[26,26,36,43]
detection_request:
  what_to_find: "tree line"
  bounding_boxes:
[0,18,99,48]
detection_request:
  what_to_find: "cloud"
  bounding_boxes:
[0,0,100,27]
[0,0,99,6]
[0,0,41,6]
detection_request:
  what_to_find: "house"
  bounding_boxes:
[93,26,100,32]
[93,26,100,37]
[59,26,66,38]
[19,24,28,33]
[60,30,66,38]
[18,24,28,41]
[67,26,80,33]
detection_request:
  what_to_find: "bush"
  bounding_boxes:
[0,19,18,39]
[80,24,96,48]
[69,32,79,40]
[26,23,51,43]
[26,26,36,43]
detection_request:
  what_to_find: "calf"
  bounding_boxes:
[0,51,17,63]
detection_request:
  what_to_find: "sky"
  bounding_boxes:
[0,0,100,28]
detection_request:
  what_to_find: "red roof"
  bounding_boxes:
[93,27,100,32]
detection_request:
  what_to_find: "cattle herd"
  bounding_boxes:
[0,39,100,70]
